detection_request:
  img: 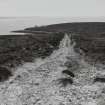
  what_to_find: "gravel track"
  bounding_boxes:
[0,34,105,105]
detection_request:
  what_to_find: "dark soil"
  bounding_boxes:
[0,33,64,68]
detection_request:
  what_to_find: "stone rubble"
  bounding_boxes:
[0,34,105,105]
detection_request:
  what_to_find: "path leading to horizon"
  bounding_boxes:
[0,34,105,105]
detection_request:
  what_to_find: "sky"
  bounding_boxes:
[0,0,105,17]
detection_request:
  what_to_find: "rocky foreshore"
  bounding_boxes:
[0,34,105,105]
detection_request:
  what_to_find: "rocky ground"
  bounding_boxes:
[0,33,64,68]
[0,34,105,105]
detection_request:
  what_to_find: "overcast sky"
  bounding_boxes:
[0,0,105,17]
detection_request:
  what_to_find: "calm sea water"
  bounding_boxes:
[0,17,104,35]
[0,17,72,35]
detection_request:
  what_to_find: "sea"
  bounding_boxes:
[0,17,71,35]
[0,17,105,35]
